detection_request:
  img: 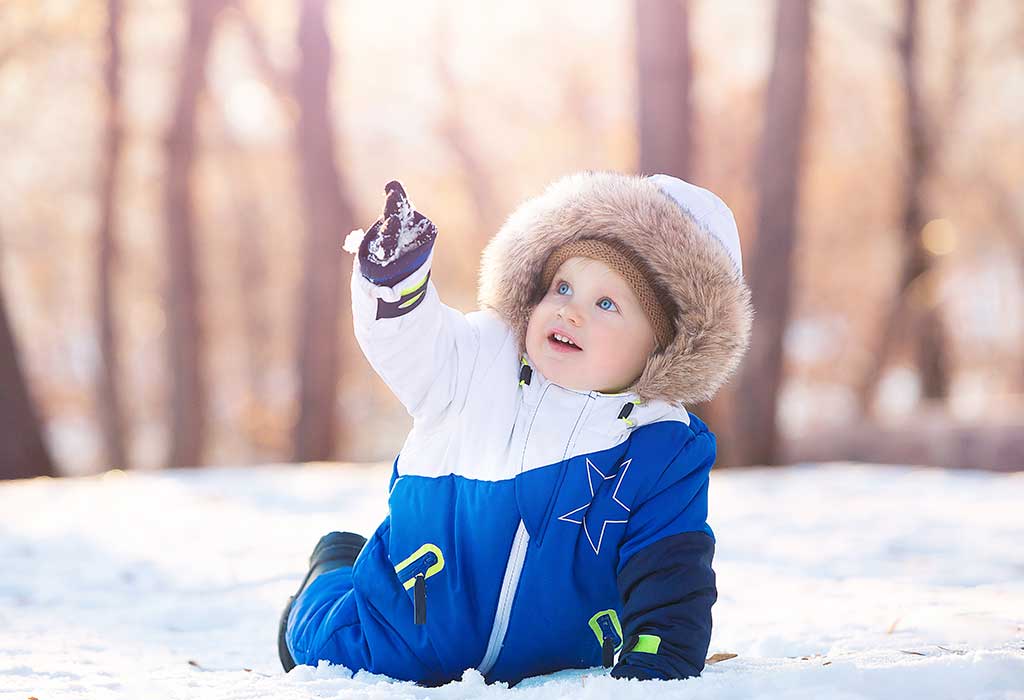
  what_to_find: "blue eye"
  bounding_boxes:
[556,281,571,295]
[598,298,617,312]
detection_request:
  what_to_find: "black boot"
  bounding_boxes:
[278,531,367,672]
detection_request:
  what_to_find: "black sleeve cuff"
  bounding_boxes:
[614,531,716,680]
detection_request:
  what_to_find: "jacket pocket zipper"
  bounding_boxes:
[394,544,445,625]
[589,609,623,667]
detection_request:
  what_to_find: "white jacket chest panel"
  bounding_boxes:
[394,315,640,482]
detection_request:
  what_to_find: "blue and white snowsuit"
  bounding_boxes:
[285,246,719,685]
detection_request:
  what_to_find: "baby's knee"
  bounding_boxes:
[286,567,358,667]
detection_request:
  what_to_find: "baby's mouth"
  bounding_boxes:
[547,332,583,352]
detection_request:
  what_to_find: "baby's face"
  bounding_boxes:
[525,257,657,394]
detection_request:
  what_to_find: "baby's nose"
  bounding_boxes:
[559,303,583,325]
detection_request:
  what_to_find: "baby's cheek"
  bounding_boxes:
[524,307,546,348]
[589,339,618,371]
[601,337,641,375]
[530,300,555,329]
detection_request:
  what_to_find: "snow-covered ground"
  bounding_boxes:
[1,462,1022,700]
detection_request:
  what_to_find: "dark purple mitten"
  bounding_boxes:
[356,181,438,288]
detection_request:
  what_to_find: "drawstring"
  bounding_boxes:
[519,357,532,386]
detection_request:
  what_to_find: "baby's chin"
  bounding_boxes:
[543,367,592,392]
[545,368,631,395]
[525,342,621,394]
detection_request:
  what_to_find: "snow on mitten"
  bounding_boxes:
[344,180,438,288]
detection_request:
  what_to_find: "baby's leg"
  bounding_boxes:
[284,523,449,683]
[279,531,370,672]
[286,566,368,669]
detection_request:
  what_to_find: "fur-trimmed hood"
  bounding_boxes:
[477,171,754,407]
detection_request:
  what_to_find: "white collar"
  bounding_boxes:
[518,354,689,430]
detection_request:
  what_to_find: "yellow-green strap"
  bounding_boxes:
[397,291,424,309]
[398,273,430,297]
[632,634,661,654]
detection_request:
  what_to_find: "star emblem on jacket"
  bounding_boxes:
[557,458,633,555]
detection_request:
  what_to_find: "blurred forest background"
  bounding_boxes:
[1,0,1022,480]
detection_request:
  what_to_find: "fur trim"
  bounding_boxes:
[477,171,753,407]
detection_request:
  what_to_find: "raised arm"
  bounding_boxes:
[345,181,481,429]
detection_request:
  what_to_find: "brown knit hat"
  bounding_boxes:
[538,239,676,351]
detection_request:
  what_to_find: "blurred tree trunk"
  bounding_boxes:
[734,0,813,467]
[163,0,226,468]
[694,394,739,468]
[857,0,964,413]
[902,1,949,401]
[982,178,1024,388]
[635,0,694,177]
[856,0,942,415]
[292,0,355,462]
[95,0,129,471]
[0,244,56,480]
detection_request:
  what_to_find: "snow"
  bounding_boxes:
[343,228,366,254]
[365,188,435,267]
[342,208,433,267]
[1,462,1022,699]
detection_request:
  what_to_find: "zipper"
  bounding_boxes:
[532,397,592,547]
[596,614,622,667]
[477,519,530,676]
[595,613,622,649]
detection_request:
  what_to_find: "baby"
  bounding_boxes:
[277,172,753,685]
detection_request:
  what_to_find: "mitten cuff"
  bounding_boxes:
[359,236,436,288]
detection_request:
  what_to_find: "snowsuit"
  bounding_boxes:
[285,172,753,686]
